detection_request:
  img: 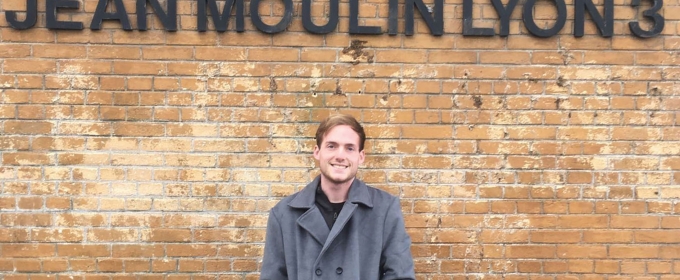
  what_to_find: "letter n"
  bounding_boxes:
[573,0,613,37]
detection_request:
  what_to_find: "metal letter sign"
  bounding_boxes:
[463,0,493,36]
[574,0,613,37]
[6,0,37,29]
[198,0,245,32]
[629,0,664,37]
[90,0,132,30]
[302,0,339,33]
[46,0,84,30]
[405,0,443,35]
[1,0,666,37]
[522,0,567,37]
[137,0,177,31]
[251,0,294,33]
[491,0,519,36]
[350,0,381,34]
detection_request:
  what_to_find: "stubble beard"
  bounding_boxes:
[321,164,356,187]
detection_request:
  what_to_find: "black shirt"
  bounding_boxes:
[315,184,345,229]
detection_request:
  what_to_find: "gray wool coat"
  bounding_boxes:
[260,176,415,280]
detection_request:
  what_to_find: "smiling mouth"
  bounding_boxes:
[330,164,348,169]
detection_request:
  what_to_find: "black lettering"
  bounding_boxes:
[491,0,519,36]
[137,0,177,31]
[463,0,493,36]
[388,0,398,35]
[302,0,339,33]
[574,0,613,37]
[90,0,132,30]
[47,0,83,30]
[405,0,443,35]
[522,0,567,37]
[349,0,381,34]
[6,0,37,30]
[250,0,293,33]
[197,0,245,32]
[629,0,664,38]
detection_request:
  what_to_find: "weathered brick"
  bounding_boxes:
[0,4,676,278]
[57,244,110,257]
[609,245,660,258]
[4,60,56,73]
[3,152,53,165]
[1,244,55,257]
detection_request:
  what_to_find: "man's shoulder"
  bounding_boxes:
[269,191,301,212]
[359,180,400,208]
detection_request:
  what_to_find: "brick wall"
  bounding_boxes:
[1,0,679,279]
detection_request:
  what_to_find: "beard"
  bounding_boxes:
[319,163,357,186]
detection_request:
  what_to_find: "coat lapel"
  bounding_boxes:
[289,176,329,245]
[319,202,357,255]
[317,178,374,256]
[296,206,329,245]
[289,176,376,256]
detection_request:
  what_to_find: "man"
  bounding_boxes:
[260,114,415,280]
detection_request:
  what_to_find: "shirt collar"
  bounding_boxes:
[288,175,374,208]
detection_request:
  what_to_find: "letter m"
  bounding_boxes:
[198,0,245,32]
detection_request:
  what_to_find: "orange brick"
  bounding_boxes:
[611,216,660,229]
[113,123,164,137]
[33,45,87,59]
[0,11,676,278]
[506,245,555,258]
[531,231,580,243]
[3,152,53,165]
[0,44,30,58]
[4,59,56,73]
[113,61,166,75]
[558,245,607,258]
[403,126,453,139]
[610,245,660,258]
[88,46,141,59]
[2,244,56,257]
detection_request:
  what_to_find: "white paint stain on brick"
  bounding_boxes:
[455,186,476,198]
[197,63,220,92]
[506,215,530,228]
[403,67,437,78]
[59,65,97,89]
[222,63,256,77]
[311,67,322,78]
[592,157,608,169]
[234,79,258,91]
[649,143,680,154]
[414,143,427,154]
[374,126,396,138]
[396,82,413,93]
[378,96,389,106]
[211,80,232,91]
[356,69,375,77]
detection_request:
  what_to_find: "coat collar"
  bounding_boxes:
[288,175,374,209]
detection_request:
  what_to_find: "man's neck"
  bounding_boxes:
[320,177,354,203]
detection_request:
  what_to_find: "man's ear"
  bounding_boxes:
[313,145,320,160]
[358,149,365,165]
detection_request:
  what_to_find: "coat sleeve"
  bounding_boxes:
[260,209,288,280]
[380,197,416,280]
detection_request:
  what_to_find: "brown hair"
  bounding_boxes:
[315,114,366,151]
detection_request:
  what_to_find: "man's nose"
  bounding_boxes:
[334,147,348,159]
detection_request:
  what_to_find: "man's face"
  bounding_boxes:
[313,125,365,187]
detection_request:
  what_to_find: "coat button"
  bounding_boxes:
[315,269,322,276]
[336,267,343,274]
